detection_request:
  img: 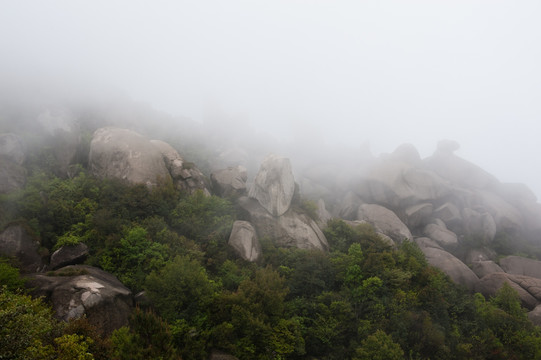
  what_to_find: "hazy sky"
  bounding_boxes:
[1,1,540,197]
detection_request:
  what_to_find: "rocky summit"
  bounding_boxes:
[3,119,541,358]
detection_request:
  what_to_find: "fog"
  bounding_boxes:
[1,1,540,197]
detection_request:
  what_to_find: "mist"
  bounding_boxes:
[1,1,540,198]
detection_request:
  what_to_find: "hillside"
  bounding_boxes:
[2,101,541,359]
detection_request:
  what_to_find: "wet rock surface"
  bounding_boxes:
[26,265,133,335]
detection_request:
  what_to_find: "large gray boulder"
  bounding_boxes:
[494,183,541,240]
[462,208,497,244]
[470,261,504,278]
[49,243,89,270]
[424,141,498,190]
[239,197,328,251]
[415,237,443,251]
[248,154,295,217]
[26,265,133,335]
[404,203,433,228]
[336,192,362,221]
[150,139,211,195]
[528,305,541,327]
[357,203,412,243]
[0,224,44,273]
[419,246,479,291]
[211,166,248,198]
[423,222,458,248]
[354,151,450,209]
[89,127,171,187]
[228,221,261,262]
[0,133,25,165]
[500,256,541,279]
[471,190,523,233]
[433,203,462,232]
[390,143,422,165]
[464,247,497,264]
[345,220,395,246]
[316,199,333,230]
[476,272,541,310]
[177,166,211,195]
[150,139,184,178]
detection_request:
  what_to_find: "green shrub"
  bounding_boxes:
[0,258,26,291]
[171,190,234,245]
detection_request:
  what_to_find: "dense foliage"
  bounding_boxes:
[3,163,541,359]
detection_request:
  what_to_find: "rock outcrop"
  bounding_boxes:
[476,272,541,310]
[89,127,171,187]
[151,139,211,194]
[224,154,331,258]
[211,166,248,198]
[249,154,295,217]
[0,224,44,273]
[239,197,328,251]
[462,208,497,244]
[416,239,479,291]
[357,204,412,243]
[316,199,333,229]
[423,222,458,248]
[228,221,261,262]
[470,260,504,278]
[404,203,433,228]
[288,141,541,297]
[336,192,362,221]
[499,256,541,279]
[424,140,498,190]
[150,140,184,178]
[354,154,450,209]
[528,305,541,326]
[433,202,462,232]
[49,243,89,270]
[88,127,210,193]
[26,265,133,335]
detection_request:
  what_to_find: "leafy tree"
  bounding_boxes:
[218,259,252,291]
[324,219,364,253]
[144,254,219,359]
[354,330,404,360]
[100,226,169,292]
[490,282,525,319]
[171,190,234,245]
[0,287,61,359]
[270,317,306,357]
[140,215,204,261]
[110,307,179,360]
[63,317,111,360]
[211,267,300,359]
[42,334,95,360]
[145,255,218,324]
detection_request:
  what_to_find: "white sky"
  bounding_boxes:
[1,1,540,197]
